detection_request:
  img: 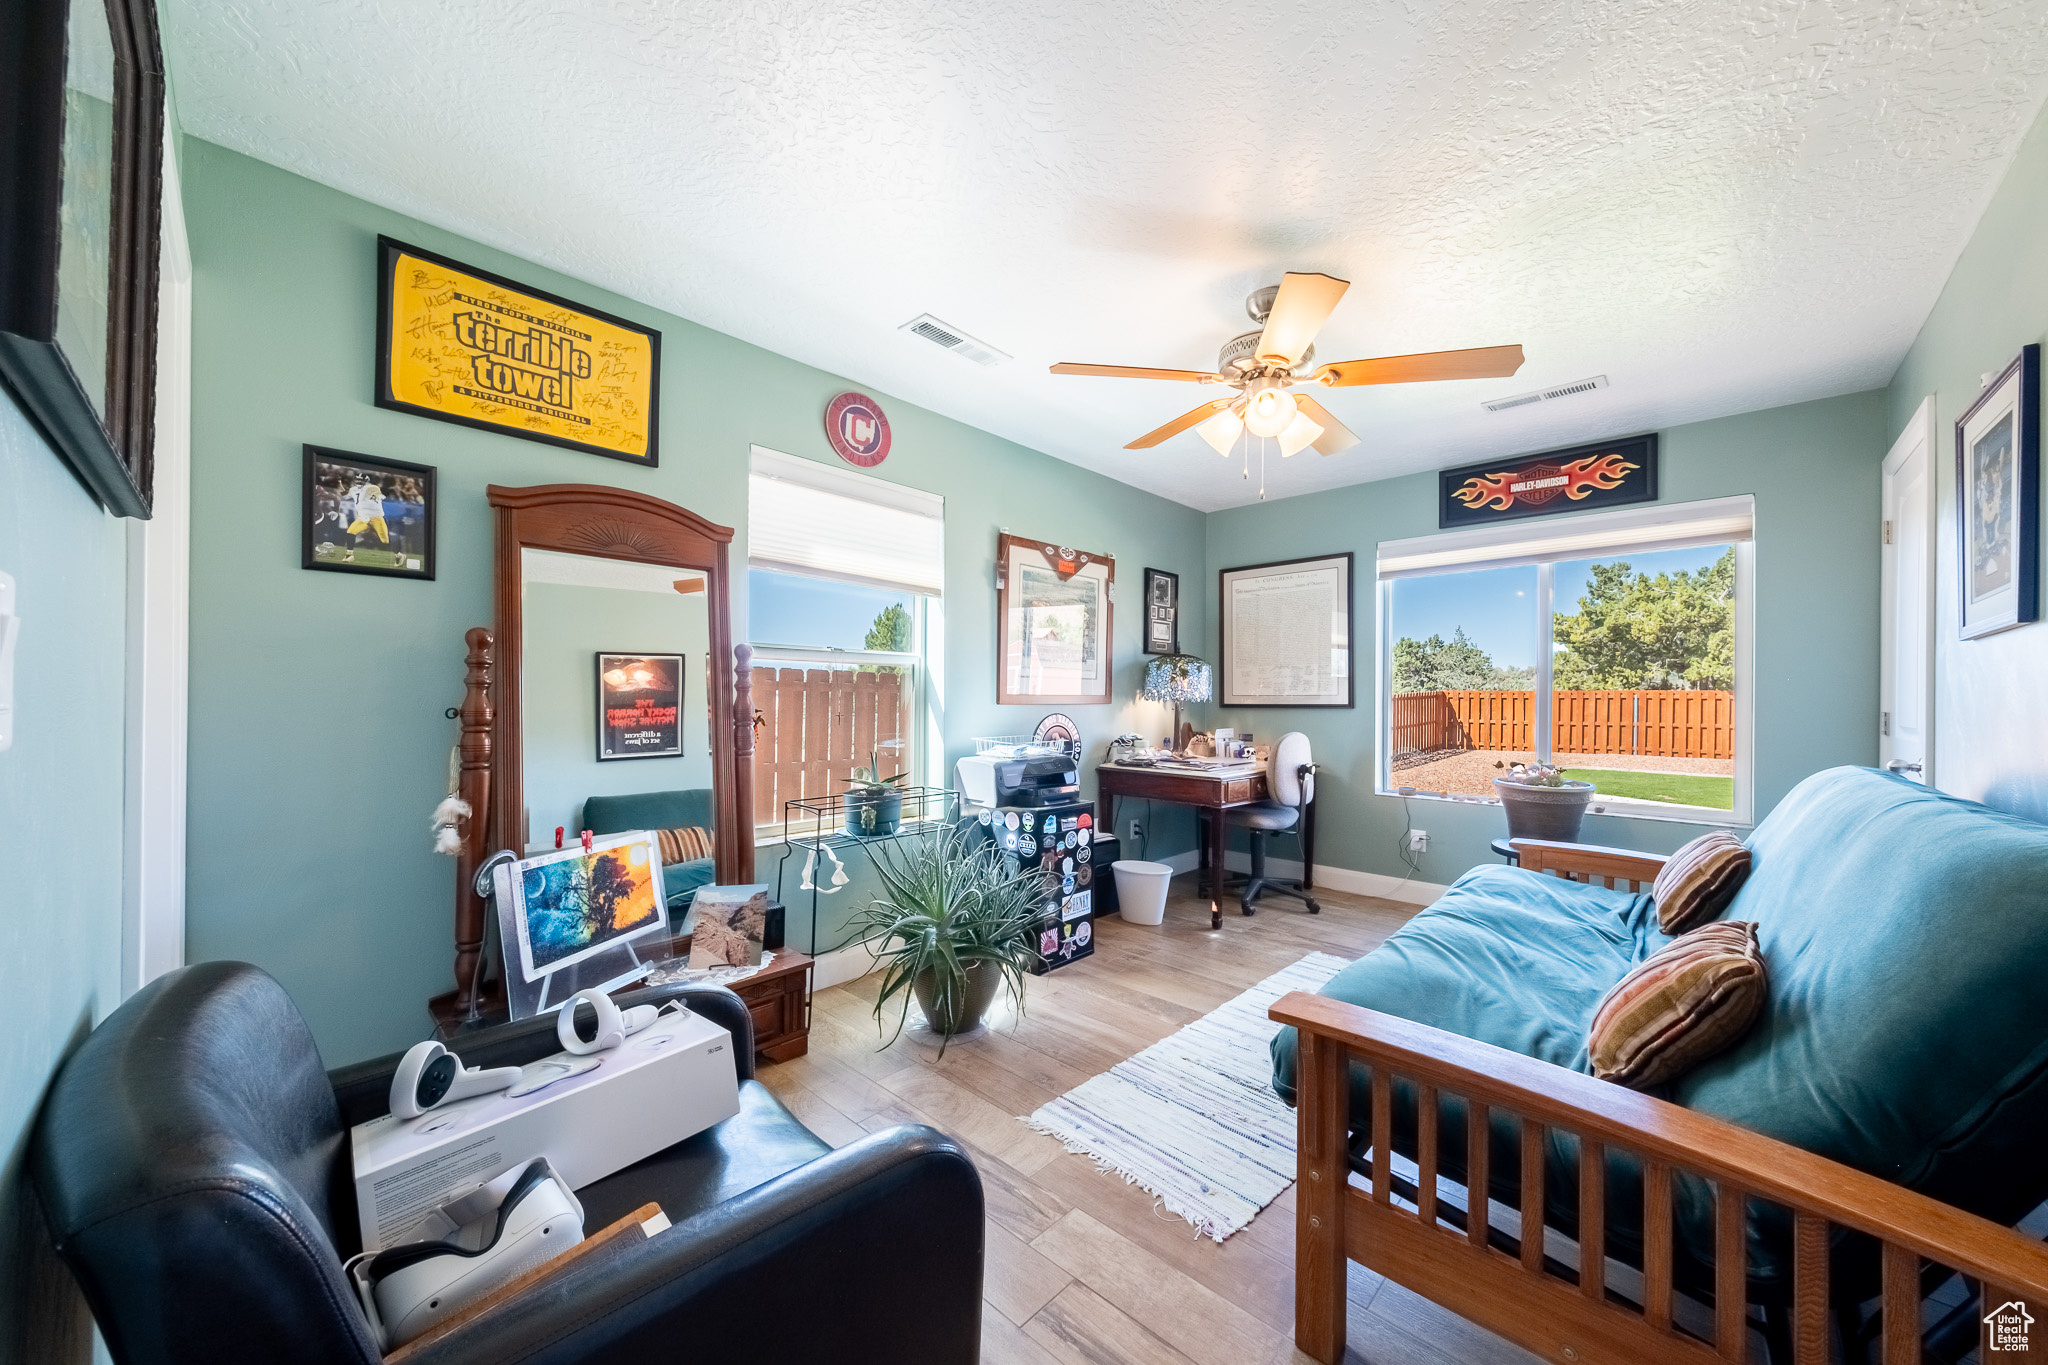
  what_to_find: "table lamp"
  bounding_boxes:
[1141,654,1212,753]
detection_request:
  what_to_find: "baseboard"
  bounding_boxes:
[810,942,878,990]
[1144,849,1447,906]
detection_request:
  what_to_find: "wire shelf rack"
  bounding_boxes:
[772,785,961,956]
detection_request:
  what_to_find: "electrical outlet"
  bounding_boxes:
[1408,830,1428,853]
[1127,817,1143,843]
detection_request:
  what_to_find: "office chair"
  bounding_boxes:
[1225,730,1320,915]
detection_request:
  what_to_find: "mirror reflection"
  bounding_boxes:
[520,548,715,921]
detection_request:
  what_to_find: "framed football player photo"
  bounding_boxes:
[301,445,437,580]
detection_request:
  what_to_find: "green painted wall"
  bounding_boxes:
[181,138,1207,1065]
[1200,390,1886,885]
[0,393,126,1363]
[1885,99,2048,821]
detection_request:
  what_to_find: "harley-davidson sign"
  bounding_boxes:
[1438,435,1658,528]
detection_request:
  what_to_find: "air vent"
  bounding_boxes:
[1482,374,1609,413]
[900,313,1011,367]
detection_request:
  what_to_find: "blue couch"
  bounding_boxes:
[581,788,717,915]
[1272,766,2048,1297]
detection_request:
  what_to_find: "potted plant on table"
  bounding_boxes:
[848,825,1042,1055]
[1493,761,1597,842]
[843,745,908,837]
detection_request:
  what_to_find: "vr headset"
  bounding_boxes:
[349,1158,584,1349]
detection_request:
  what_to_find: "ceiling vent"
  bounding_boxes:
[900,314,1010,367]
[1482,374,1609,413]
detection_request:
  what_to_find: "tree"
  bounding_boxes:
[864,603,911,652]
[585,853,635,936]
[1551,549,1734,690]
[1392,627,1535,693]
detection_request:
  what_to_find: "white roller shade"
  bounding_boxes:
[1377,495,1753,579]
[749,446,945,596]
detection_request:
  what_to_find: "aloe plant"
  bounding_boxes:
[843,747,909,791]
[847,825,1043,1055]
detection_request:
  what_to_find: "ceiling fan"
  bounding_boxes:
[1050,272,1525,459]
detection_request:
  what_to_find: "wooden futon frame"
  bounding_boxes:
[1271,838,2048,1365]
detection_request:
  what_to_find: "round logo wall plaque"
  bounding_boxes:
[825,391,891,467]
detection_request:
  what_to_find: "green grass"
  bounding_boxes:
[1568,768,1734,810]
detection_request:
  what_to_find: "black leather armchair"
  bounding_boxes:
[31,961,984,1364]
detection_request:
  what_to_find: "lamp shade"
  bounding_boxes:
[1141,654,1213,704]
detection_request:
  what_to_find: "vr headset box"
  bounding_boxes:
[351,1006,738,1252]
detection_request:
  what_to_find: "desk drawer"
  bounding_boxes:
[1223,778,1253,803]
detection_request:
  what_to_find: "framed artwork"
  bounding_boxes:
[1955,344,2040,640]
[597,652,684,760]
[1219,553,1353,707]
[997,534,1114,705]
[301,445,436,580]
[1438,434,1658,529]
[0,0,166,518]
[1143,568,1179,655]
[375,236,661,466]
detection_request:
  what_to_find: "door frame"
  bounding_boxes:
[1879,395,1937,786]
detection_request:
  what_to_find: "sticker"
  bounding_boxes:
[1039,927,1060,955]
[1004,811,1019,830]
[1062,874,1075,895]
[1079,812,1092,829]
[1022,812,1036,832]
[1042,834,1057,851]
[1076,844,1091,863]
[1061,856,1074,874]
[1074,919,1092,946]
[1077,864,1092,887]
[1061,891,1092,922]
[978,809,992,826]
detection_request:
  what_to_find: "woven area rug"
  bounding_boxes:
[1022,951,1349,1241]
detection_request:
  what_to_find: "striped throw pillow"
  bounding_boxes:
[1652,830,1752,934]
[1588,921,1768,1089]
[656,825,714,866]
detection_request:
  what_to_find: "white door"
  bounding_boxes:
[1880,397,1936,784]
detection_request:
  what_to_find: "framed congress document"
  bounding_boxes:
[1219,553,1353,707]
[375,236,660,466]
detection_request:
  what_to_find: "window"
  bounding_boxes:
[747,447,943,832]
[1378,497,1753,822]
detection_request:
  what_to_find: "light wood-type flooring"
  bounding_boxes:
[756,875,1542,1365]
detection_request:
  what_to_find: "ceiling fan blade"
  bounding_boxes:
[1292,395,1360,455]
[1312,344,1525,387]
[1256,272,1350,366]
[1125,398,1237,449]
[1050,362,1224,383]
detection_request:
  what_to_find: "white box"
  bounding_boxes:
[350,1006,739,1251]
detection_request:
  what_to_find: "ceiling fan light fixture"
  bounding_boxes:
[1242,376,1298,439]
[1276,410,1324,457]
[1197,404,1245,457]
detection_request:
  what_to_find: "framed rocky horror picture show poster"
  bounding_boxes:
[301,446,436,579]
[1955,344,2039,640]
[997,535,1114,705]
[374,236,661,466]
[596,653,684,760]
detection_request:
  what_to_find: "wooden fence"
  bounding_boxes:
[750,665,911,825]
[1392,689,1733,760]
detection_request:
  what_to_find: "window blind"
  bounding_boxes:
[1376,495,1753,579]
[748,446,945,596]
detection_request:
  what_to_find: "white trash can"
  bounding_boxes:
[1112,860,1172,925]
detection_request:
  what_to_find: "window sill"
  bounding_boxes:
[1378,789,1750,830]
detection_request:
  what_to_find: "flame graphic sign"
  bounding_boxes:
[1438,436,1659,528]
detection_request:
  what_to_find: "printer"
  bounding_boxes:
[955,750,1080,808]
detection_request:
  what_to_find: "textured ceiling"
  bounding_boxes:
[165,1,2048,511]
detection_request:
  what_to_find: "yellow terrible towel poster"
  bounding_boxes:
[375,236,660,465]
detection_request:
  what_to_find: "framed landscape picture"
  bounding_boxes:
[1955,344,2040,640]
[596,653,684,760]
[1143,568,1179,655]
[997,534,1114,705]
[375,236,661,466]
[301,446,436,579]
[1219,553,1353,707]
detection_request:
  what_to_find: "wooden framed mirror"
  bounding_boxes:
[442,483,755,1024]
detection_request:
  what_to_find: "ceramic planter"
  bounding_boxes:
[912,961,1002,1037]
[844,787,903,838]
[1494,778,1596,843]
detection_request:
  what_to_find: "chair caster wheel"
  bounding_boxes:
[1240,902,1257,916]
[1306,898,1322,914]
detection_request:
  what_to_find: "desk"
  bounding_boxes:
[1096,763,1271,929]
